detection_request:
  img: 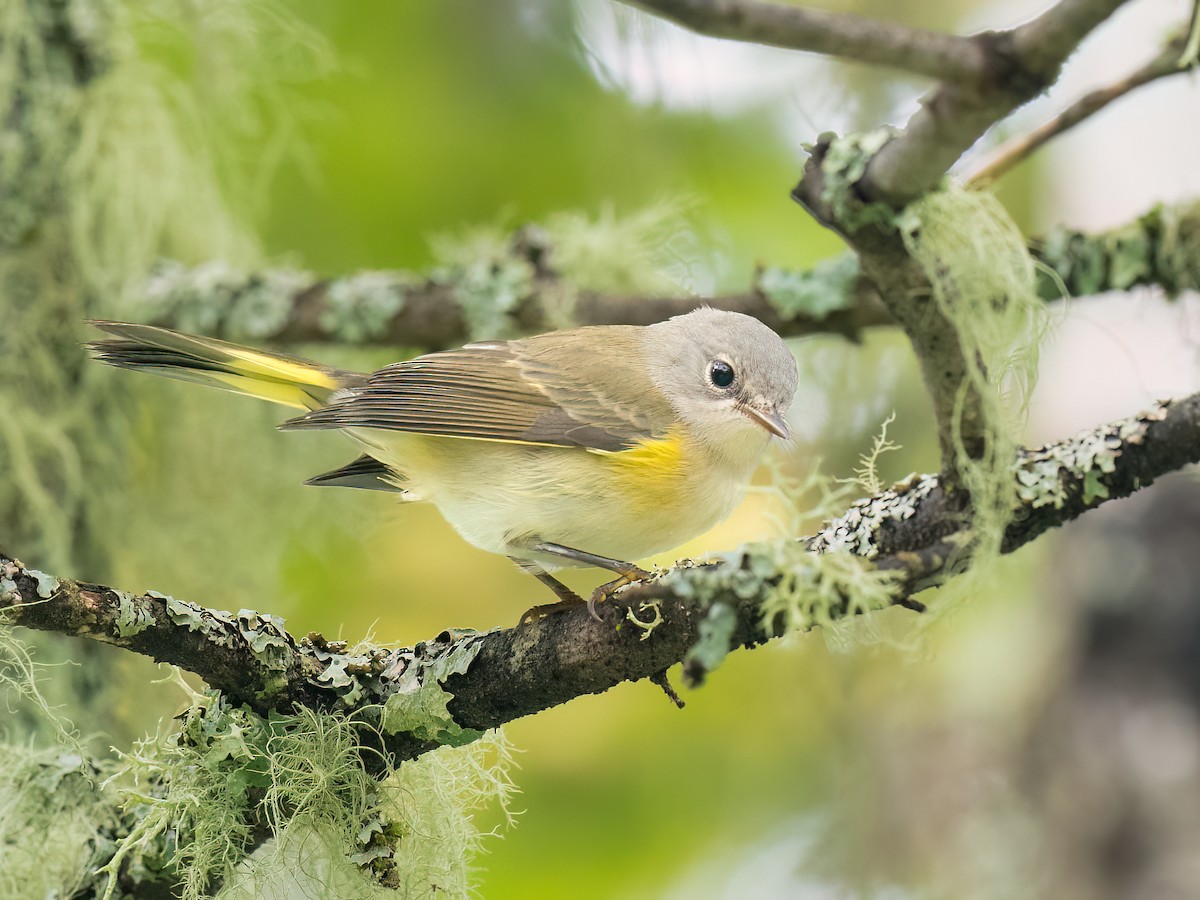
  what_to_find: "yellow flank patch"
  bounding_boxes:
[604,428,688,481]
[208,373,312,410]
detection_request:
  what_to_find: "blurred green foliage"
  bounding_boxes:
[106,2,970,895]
[6,0,1078,896]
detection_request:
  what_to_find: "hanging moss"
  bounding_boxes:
[896,183,1049,614]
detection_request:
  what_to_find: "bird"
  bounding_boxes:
[88,308,799,621]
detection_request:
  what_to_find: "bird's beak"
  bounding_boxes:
[742,403,791,440]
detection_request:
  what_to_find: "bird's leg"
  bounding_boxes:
[531,542,652,620]
[510,557,587,624]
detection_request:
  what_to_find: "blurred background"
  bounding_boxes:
[4,0,1200,896]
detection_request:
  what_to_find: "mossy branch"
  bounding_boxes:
[124,199,1200,354]
[124,247,891,350]
[4,394,1198,769]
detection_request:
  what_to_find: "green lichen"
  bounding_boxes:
[319,270,414,342]
[382,638,486,746]
[541,200,698,297]
[1034,201,1200,300]
[1155,200,1200,294]
[624,600,664,640]
[96,672,516,900]
[817,128,899,233]
[165,594,207,631]
[114,591,153,638]
[681,602,737,687]
[0,747,118,899]
[758,252,861,321]
[219,731,518,899]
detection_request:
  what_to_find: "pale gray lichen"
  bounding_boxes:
[235,610,294,698]
[305,636,395,709]
[0,577,18,604]
[663,534,903,657]
[808,473,940,559]
[1015,402,1169,509]
[236,609,291,656]
[437,257,533,341]
[757,252,861,322]
[318,270,414,342]
[135,260,311,338]
[25,569,60,599]
[681,602,737,687]
[429,222,535,340]
[164,594,208,632]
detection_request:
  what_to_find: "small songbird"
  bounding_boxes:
[89,308,798,620]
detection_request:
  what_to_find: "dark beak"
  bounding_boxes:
[742,404,791,440]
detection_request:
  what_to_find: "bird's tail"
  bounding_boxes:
[88,321,360,411]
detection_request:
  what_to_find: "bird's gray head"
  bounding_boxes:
[641,307,798,455]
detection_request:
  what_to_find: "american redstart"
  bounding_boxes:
[89,308,798,620]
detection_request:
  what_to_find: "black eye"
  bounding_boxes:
[708,360,735,389]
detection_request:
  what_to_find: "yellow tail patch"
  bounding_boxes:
[218,346,342,391]
[207,372,320,410]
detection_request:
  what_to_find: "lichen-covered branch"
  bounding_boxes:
[791,146,994,473]
[124,248,889,350]
[4,394,1198,769]
[1033,200,1200,299]
[967,34,1195,187]
[123,198,1200,357]
[622,0,990,82]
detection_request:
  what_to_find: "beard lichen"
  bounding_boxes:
[98,673,517,900]
[3,4,520,897]
[896,182,1049,615]
[427,200,703,339]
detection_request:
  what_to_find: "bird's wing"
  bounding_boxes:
[280,327,676,452]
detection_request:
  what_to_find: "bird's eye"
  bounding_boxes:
[708,360,735,389]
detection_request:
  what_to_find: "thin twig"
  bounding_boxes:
[622,0,989,82]
[1180,0,1200,67]
[967,36,1194,186]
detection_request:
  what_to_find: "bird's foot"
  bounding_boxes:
[586,565,652,621]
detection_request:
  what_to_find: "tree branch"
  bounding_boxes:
[865,0,1135,204]
[967,33,1195,187]
[1034,199,1200,298]
[125,252,891,351]
[621,0,990,82]
[3,394,1197,769]
[124,199,1200,354]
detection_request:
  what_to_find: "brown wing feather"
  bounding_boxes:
[280,327,675,451]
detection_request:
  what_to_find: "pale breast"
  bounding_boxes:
[357,428,756,566]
